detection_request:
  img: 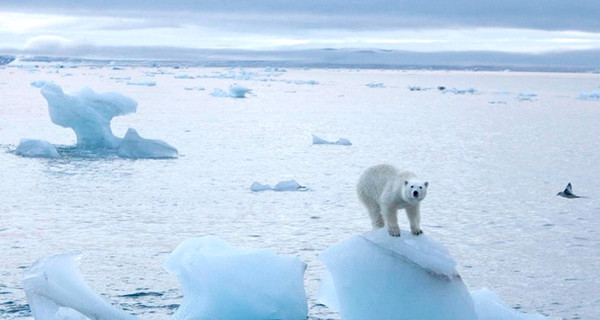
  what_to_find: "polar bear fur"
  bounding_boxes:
[357,164,428,237]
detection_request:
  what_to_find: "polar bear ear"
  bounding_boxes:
[424,181,429,187]
[404,180,409,186]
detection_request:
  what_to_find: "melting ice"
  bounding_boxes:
[16,83,177,159]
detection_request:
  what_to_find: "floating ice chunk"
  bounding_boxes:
[250,181,272,192]
[22,252,137,320]
[126,81,156,86]
[251,180,308,192]
[211,85,252,98]
[366,82,385,88]
[174,74,195,79]
[517,92,537,101]
[319,228,477,320]
[41,83,137,148]
[443,87,477,94]
[164,237,308,320]
[229,84,252,98]
[15,139,60,158]
[184,86,205,91]
[30,80,47,88]
[578,91,599,100]
[472,289,547,320]
[273,180,307,191]
[117,128,178,159]
[210,88,229,97]
[312,134,352,146]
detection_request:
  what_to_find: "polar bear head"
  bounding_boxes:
[403,180,429,204]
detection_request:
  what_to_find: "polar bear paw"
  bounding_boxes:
[412,229,423,236]
[387,225,401,237]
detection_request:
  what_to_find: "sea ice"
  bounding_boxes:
[35,83,178,159]
[117,128,178,159]
[30,80,48,88]
[15,139,60,158]
[442,87,477,94]
[311,134,352,146]
[41,83,137,148]
[164,237,308,320]
[578,91,599,100]
[212,85,252,98]
[319,228,547,320]
[22,252,137,320]
[126,81,156,86]
[250,180,308,192]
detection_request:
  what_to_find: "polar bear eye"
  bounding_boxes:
[419,186,422,189]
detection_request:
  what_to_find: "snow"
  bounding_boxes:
[319,229,547,320]
[251,180,308,192]
[164,237,308,320]
[41,83,137,148]
[21,252,137,320]
[15,139,60,158]
[117,128,178,159]
[312,134,352,146]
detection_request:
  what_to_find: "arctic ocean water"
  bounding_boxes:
[1,65,599,320]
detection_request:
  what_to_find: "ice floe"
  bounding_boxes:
[16,83,177,159]
[312,134,352,146]
[164,237,308,320]
[15,139,60,158]
[319,228,547,320]
[117,128,178,159]
[578,91,599,100]
[211,84,252,98]
[250,180,308,192]
[22,252,137,320]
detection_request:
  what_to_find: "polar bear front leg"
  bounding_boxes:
[406,205,423,235]
[382,207,401,237]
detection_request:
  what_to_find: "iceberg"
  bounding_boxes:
[15,139,60,158]
[41,83,137,148]
[117,128,178,159]
[22,252,137,320]
[250,180,308,192]
[319,228,547,320]
[164,237,308,320]
[30,83,178,159]
[311,134,352,146]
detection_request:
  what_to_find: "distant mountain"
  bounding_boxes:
[0,55,15,65]
[3,47,600,72]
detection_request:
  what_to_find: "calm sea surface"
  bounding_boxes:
[1,66,599,320]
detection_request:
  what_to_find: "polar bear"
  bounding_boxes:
[357,164,428,237]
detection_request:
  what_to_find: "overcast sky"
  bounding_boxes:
[1,1,600,59]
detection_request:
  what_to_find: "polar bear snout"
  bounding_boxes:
[413,190,419,197]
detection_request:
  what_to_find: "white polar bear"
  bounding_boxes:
[357,164,428,237]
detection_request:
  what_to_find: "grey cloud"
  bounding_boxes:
[2,0,600,32]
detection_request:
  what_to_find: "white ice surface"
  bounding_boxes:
[319,229,547,320]
[41,83,137,148]
[319,228,476,320]
[164,236,308,320]
[311,134,352,146]
[15,139,60,158]
[251,180,308,192]
[21,252,137,320]
[117,128,178,159]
